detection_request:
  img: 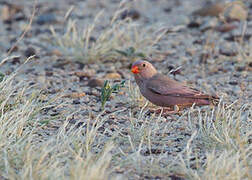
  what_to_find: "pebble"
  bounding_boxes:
[216,23,238,33]
[193,2,224,17]
[45,71,53,77]
[72,99,81,104]
[36,13,57,25]
[87,78,104,88]
[11,56,20,64]
[235,66,246,72]
[74,71,94,79]
[219,47,238,56]
[104,72,121,79]
[24,47,36,57]
[224,2,248,21]
[120,9,140,20]
[1,3,23,23]
[229,81,238,86]
[63,92,86,98]
[51,49,62,56]
[219,43,238,57]
[200,17,218,32]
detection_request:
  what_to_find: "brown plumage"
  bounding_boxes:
[131,60,219,110]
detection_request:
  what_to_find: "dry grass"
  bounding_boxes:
[0,59,115,180]
[0,60,251,179]
[49,6,164,63]
[177,103,252,179]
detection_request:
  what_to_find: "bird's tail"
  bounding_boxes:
[194,94,220,106]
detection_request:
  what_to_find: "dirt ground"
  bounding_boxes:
[0,0,251,179]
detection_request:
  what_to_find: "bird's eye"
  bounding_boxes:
[142,63,146,67]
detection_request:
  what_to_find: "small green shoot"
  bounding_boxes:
[114,47,145,59]
[101,80,126,110]
[0,72,4,82]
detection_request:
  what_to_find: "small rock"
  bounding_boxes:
[14,13,26,21]
[24,47,36,57]
[187,21,200,28]
[215,23,238,32]
[120,9,140,20]
[140,148,162,156]
[219,43,238,56]
[229,81,238,85]
[224,2,247,21]
[200,17,218,32]
[75,61,85,70]
[193,2,225,17]
[1,5,11,23]
[45,71,53,77]
[235,66,246,72]
[63,92,86,98]
[72,100,80,104]
[169,175,185,180]
[50,111,59,116]
[1,3,23,23]
[105,72,121,79]
[163,7,172,13]
[82,96,90,103]
[186,48,196,56]
[239,82,246,92]
[74,71,92,78]
[167,65,175,71]
[53,59,70,69]
[219,48,238,56]
[36,13,57,25]
[51,49,62,56]
[225,34,252,42]
[193,39,203,45]
[87,78,104,88]
[89,36,96,42]
[11,56,20,64]
[73,69,95,80]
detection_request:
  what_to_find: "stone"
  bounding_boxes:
[36,13,58,25]
[193,2,225,17]
[104,72,121,79]
[87,78,104,88]
[24,47,36,57]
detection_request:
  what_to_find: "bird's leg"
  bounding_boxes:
[149,105,180,115]
[149,106,173,113]
[161,105,180,115]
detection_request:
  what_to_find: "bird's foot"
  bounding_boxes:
[149,105,181,116]
[148,107,172,114]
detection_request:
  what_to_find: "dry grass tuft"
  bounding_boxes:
[177,103,252,180]
[0,58,114,179]
[49,7,164,63]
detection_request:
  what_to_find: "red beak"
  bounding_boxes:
[131,66,140,74]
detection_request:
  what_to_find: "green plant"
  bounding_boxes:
[100,80,126,110]
[0,72,4,82]
[114,46,145,59]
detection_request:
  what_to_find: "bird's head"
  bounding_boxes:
[131,60,157,79]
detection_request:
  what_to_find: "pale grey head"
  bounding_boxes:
[131,60,157,79]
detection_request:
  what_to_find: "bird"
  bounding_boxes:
[131,60,219,114]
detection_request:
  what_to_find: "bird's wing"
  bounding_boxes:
[146,74,208,98]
